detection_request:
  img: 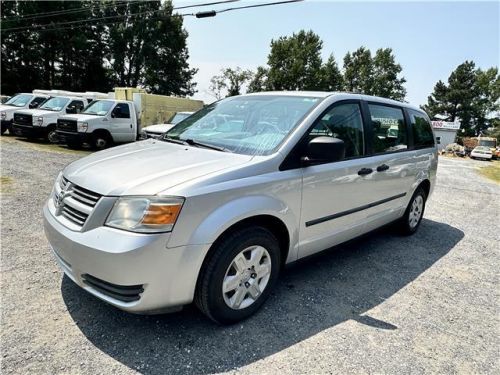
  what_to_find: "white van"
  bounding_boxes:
[0,93,50,135]
[43,92,437,324]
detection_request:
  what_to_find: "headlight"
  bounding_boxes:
[0,111,5,120]
[77,122,88,132]
[36,117,43,126]
[105,197,184,233]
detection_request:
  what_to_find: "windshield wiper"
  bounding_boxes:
[184,138,230,152]
[162,136,187,145]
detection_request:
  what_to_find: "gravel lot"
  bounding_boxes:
[1,137,499,374]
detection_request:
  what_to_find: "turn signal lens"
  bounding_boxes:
[142,203,182,225]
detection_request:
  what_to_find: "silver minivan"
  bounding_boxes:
[43,92,437,324]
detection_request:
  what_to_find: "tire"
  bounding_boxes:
[46,125,58,143]
[195,226,281,325]
[398,187,426,236]
[92,132,111,150]
[0,126,5,135]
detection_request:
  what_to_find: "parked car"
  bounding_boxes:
[12,96,91,142]
[470,146,493,160]
[0,92,49,135]
[43,92,437,324]
[56,95,201,149]
[140,111,194,139]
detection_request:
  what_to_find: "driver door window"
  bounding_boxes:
[308,102,365,158]
[113,103,131,119]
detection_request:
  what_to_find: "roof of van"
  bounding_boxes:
[243,91,423,112]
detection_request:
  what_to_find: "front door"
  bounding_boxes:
[110,103,134,142]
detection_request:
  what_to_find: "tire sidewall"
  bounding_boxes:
[205,228,281,324]
[402,188,426,234]
[92,133,110,150]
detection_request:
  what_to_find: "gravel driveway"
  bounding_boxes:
[1,137,499,374]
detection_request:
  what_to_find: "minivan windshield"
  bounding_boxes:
[40,97,70,111]
[164,95,321,155]
[4,94,33,107]
[82,100,114,116]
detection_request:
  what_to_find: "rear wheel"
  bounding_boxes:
[398,187,426,235]
[195,226,281,325]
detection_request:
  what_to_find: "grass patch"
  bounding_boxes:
[0,176,15,195]
[478,162,500,183]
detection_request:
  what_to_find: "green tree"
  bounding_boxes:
[423,61,499,135]
[209,67,254,98]
[266,30,324,90]
[106,0,196,95]
[343,47,373,94]
[247,66,269,93]
[319,54,343,91]
[371,48,406,101]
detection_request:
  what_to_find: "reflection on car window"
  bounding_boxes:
[4,94,33,107]
[82,100,114,116]
[166,95,321,155]
[369,104,407,153]
[40,97,70,111]
[308,103,364,158]
[409,109,435,148]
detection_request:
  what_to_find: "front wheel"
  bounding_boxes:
[195,226,281,325]
[46,126,58,143]
[92,133,112,150]
[398,187,426,235]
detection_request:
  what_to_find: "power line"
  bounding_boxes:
[2,0,239,22]
[1,0,241,32]
[1,0,302,34]
[3,1,141,21]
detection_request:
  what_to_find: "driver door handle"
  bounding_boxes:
[376,164,390,172]
[358,167,373,176]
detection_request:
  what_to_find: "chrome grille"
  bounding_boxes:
[54,177,102,229]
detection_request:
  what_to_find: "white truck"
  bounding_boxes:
[11,90,108,142]
[0,92,50,135]
[56,92,203,149]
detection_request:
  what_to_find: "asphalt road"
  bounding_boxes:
[1,137,499,374]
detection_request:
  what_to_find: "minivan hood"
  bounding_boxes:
[64,140,253,196]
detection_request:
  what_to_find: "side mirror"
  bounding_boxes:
[66,107,77,114]
[303,136,345,165]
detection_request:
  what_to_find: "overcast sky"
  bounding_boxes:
[174,0,499,105]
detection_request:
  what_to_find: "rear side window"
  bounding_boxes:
[409,110,435,148]
[309,102,364,158]
[369,104,407,153]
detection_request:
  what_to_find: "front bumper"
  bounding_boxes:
[43,203,211,314]
[471,152,492,159]
[56,130,90,144]
[12,123,45,137]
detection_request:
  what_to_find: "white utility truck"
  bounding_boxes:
[0,92,50,135]
[56,89,203,149]
[11,90,108,142]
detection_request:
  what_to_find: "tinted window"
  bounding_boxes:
[369,104,407,153]
[308,103,364,158]
[113,103,130,119]
[31,97,47,108]
[68,100,85,113]
[409,109,434,148]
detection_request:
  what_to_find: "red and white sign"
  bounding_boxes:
[431,120,460,130]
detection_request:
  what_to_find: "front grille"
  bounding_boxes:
[57,119,77,132]
[54,176,102,229]
[82,274,144,302]
[13,113,33,126]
